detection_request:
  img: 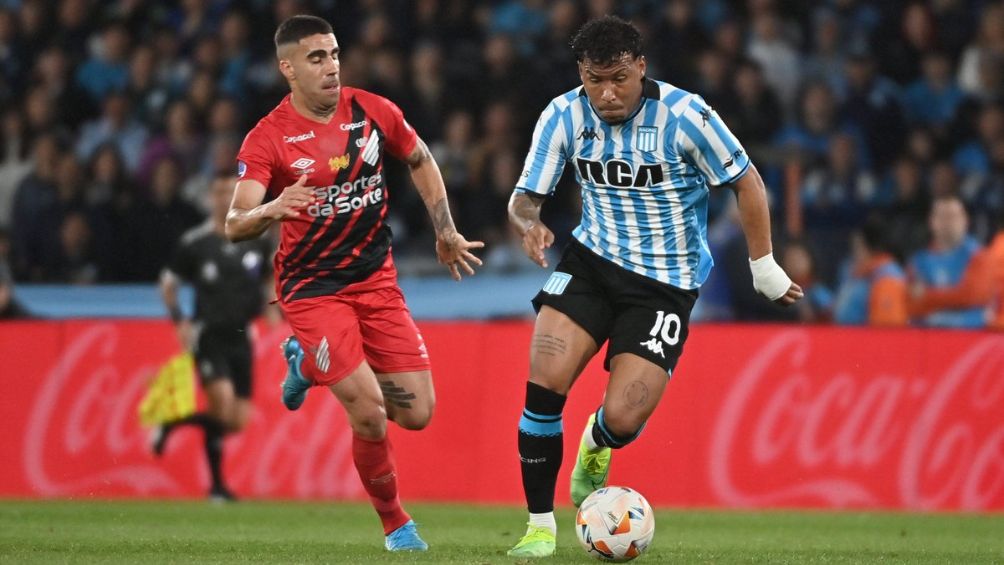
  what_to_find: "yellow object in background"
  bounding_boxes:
[137,353,196,426]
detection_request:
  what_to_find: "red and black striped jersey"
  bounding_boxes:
[237,88,417,303]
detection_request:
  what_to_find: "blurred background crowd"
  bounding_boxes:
[1,0,1002,327]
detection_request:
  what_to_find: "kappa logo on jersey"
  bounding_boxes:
[637,126,658,152]
[340,120,368,131]
[699,107,714,127]
[542,272,572,295]
[576,157,665,188]
[578,127,602,141]
[329,154,350,171]
[284,130,316,143]
[290,157,315,170]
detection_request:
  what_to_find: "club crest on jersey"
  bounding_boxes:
[329,154,350,171]
[637,126,658,152]
[575,157,665,188]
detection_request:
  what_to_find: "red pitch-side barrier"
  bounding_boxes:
[0,320,1001,511]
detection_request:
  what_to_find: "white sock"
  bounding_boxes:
[529,512,556,535]
[584,417,600,451]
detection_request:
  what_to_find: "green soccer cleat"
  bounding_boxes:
[507,524,556,558]
[570,413,611,508]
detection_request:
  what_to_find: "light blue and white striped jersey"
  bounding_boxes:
[516,79,751,290]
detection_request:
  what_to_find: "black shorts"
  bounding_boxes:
[532,240,698,374]
[193,326,253,398]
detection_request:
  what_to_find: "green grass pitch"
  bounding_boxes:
[0,500,1001,564]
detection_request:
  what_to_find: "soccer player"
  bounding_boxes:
[506,16,802,557]
[158,173,275,501]
[225,15,482,551]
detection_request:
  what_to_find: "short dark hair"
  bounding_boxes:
[569,15,642,65]
[274,15,332,50]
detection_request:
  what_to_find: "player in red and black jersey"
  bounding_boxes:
[225,15,482,551]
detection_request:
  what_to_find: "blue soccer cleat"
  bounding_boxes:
[385,520,428,551]
[280,336,311,411]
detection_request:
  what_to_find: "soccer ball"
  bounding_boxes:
[574,486,655,562]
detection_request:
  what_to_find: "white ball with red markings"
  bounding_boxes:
[575,486,655,562]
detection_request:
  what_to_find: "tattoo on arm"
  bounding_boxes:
[406,137,433,168]
[532,334,568,357]
[623,381,650,408]
[508,192,546,233]
[379,380,416,409]
[430,197,455,236]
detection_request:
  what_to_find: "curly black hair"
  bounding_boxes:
[569,15,643,65]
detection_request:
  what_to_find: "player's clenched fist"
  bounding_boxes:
[521,222,555,268]
[267,174,315,219]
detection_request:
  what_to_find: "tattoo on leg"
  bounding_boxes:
[379,380,416,409]
[624,381,649,408]
[532,334,568,357]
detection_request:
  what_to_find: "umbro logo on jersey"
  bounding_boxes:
[284,130,315,143]
[577,127,602,141]
[290,157,315,170]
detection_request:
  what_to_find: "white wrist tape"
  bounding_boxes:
[749,254,792,301]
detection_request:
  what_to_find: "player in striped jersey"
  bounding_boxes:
[508,16,803,557]
[226,15,482,552]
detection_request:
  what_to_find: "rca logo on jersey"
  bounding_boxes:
[290,157,315,173]
[284,130,316,143]
[340,120,367,131]
[575,157,665,188]
[329,154,350,171]
[308,173,384,217]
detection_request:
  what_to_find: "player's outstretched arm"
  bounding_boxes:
[405,136,484,280]
[508,191,554,268]
[729,165,804,306]
[159,269,193,351]
[225,176,314,242]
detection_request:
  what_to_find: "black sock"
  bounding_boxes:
[202,417,226,490]
[518,382,566,513]
[590,407,642,449]
[155,412,218,455]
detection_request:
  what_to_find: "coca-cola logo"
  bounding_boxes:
[22,322,360,498]
[709,329,1004,510]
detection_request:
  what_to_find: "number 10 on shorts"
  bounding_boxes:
[648,310,681,345]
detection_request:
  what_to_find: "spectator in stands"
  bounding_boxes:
[0,261,31,320]
[138,99,204,184]
[747,9,802,109]
[908,194,985,328]
[123,156,202,281]
[953,103,1004,178]
[840,49,907,167]
[833,216,909,326]
[782,239,833,323]
[729,58,783,166]
[648,0,708,90]
[0,109,32,230]
[126,45,169,126]
[10,134,61,281]
[882,156,930,261]
[958,3,1004,98]
[43,211,98,284]
[75,92,148,173]
[75,21,131,103]
[903,51,965,129]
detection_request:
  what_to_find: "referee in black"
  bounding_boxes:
[157,172,276,501]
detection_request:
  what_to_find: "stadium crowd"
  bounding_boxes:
[0,0,1002,327]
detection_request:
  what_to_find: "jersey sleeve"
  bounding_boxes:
[515,100,568,197]
[166,239,196,282]
[236,124,277,189]
[371,95,418,160]
[675,95,751,187]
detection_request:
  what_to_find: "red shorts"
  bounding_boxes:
[280,286,430,386]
